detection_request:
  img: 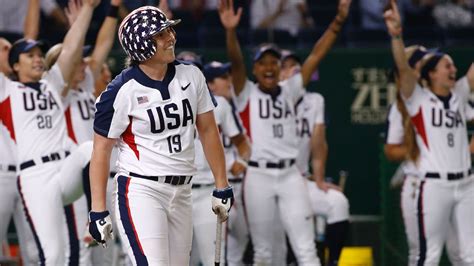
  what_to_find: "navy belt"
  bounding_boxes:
[191,183,214,189]
[248,159,296,169]
[0,164,17,172]
[425,169,472,181]
[20,151,70,171]
[228,178,242,183]
[129,172,192,185]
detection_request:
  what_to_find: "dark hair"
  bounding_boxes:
[420,53,445,87]
[395,93,419,162]
[125,56,139,68]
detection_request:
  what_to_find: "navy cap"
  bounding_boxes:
[204,61,231,81]
[8,39,47,68]
[281,49,302,65]
[176,51,203,70]
[253,44,281,62]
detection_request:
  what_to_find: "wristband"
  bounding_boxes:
[107,5,119,18]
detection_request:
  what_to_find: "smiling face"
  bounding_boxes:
[253,53,281,91]
[280,57,301,81]
[14,47,45,83]
[208,72,232,99]
[429,55,457,90]
[149,27,177,64]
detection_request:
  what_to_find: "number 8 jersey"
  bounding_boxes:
[0,65,70,164]
[403,78,472,175]
[94,62,215,176]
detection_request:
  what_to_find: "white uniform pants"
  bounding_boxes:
[244,165,319,265]
[17,142,92,265]
[401,175,474,265]
[114,175,193,266]
[190,185,225,266]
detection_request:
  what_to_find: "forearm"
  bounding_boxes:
[301,15,344,86]
[311,143,327,183]
[89,149,111,212]
[90,14,118,79]
[24,0,40,39]
[200,130,228,189]
[231,134,251,162]
[225,29,246,94]
[384,144,408,162]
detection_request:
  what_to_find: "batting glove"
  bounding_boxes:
[88,210,114,248]
[212,186,234,222]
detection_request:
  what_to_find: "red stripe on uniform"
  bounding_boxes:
[125,178,145,255]
[64,107,78,144]
[0,97,16,142]
[239,102,251,141]
[122,116,140,159]
[411,107,429,149]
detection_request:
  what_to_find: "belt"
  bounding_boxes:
[191,183,214,189]
[20,151,70,171]
[129,172,192,186]
[425,169,472,181]
[228,178,242,183]
[110,171,117,178]
[0,164,16,172]
[248,159,296,169]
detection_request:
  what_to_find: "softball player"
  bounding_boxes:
[0,1,99,264]
[279,51,350,266]
[88,6,233,265]
[385,1,474,263]
[219,0,351,263]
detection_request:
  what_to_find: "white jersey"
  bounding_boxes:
[64,67,96,144]
[403,81,471,176]
[235,74,305,161]
[295,92,325,175]
[94,62,215,176]
[385,103,418,176]
[0,122,16,173]
[194,96,244,184]
[0,65,70,165]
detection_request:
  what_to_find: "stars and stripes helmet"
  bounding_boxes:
[118,6,181,62]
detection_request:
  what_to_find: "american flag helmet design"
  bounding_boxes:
[118,6,181,62]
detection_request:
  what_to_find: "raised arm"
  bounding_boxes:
[218,0,246,95]
[57,0,99,88]
[300,0,351,87]
[88,0,120,81]
[23,0,40,39]
[384,0,417,98]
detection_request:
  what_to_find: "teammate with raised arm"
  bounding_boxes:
[385,0,474,264]
[219,0,351,263]
[0,0,100,264]
[280,50,350,266]
[88,6,233,265]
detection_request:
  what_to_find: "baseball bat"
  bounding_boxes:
[214,214,223,266]
[339,170,348,192]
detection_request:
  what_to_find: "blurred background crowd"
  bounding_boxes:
[0,0,473,50]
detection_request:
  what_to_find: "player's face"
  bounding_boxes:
[0,39,12,75]
[208,73,232,98]
[151,27,176,64]
[14,47,45,82]
[430,55,457,90]
[280,57,301,81]
[253,53,281,90]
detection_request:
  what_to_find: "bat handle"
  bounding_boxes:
[214,215,223,265]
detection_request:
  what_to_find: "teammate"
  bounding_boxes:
[0,0,99,264]
[279,50,350,266]
[218,0,351,263]
[385,0,474,264]
[88,6,233,265]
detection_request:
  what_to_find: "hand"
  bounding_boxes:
[383,0,402,37]
[230,160,247,176]
[88,210,114,248]
[212,186,234,222]
[218,0,243,30]
[65,0,82,27]
[316,179,342,193]
[158,0,173,19]
[336,0,352,21]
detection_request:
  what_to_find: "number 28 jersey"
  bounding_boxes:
[0,65,69,165]
[235,74,305,161]
[403,79,471,175]
[94,62,215,176]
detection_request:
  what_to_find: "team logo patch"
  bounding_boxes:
[137,96,149,104]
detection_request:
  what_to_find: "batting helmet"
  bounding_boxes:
[118,6,181,62]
